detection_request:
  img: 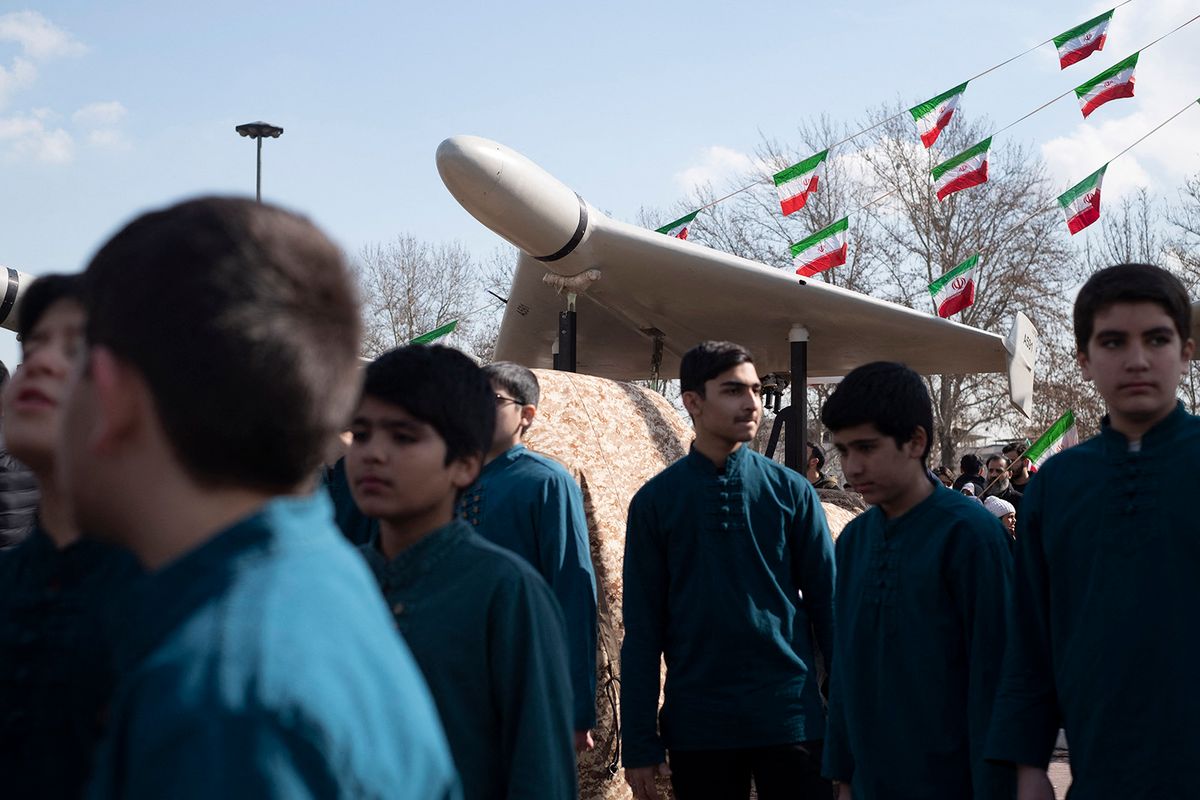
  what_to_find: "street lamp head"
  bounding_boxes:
[236,121,284,139]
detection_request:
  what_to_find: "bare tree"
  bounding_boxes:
[466,246,518,365]
[355,236,513,361]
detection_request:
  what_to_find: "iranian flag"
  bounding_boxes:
[792,217,849,277]
[1058,165,1107,235]
[1024,410,1079,468]
[410,320,457,344]
[1054,9,1114,69]
[910,82,968,148]
[928,254,979,319]
[656,210,700,239]
[1075,52,1138,118]
[931,138,992,201]
[773,150,828,216]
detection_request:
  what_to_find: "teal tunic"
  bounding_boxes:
[87,493,459,800]
[620,445,836,768]
[987,403,1200,798]
[0,526,140,799]
[822,483,1014,800]
[360,520,576,800]
[457,444,598,730]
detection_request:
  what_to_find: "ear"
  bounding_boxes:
[87,346,146,456]
[1182,337,1196,371]
[905,426,929,461]
[1076,347,1094,382]
[519,403,537,435]
[449,452,483,491]
[681,390,704,419]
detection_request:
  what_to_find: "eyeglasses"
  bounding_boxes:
[494,394,524,408]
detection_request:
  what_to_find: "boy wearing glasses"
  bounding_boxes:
[458,362,599,750]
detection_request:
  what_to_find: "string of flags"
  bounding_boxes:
[647,3,1200,323]
[657,2,1158,233]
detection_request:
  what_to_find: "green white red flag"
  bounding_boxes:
[928,254,979,319]
[1053,10,1114,69]
[410,320,457,344]
[791,217,849,277]
[1075,52,1138,118]
[910,82,968,148]
[655,210,700,239]
[1058,165,1106,235]
[931,138,992,201]
[1024,410,1079,468]
[773,150,828,216]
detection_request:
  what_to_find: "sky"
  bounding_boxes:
[1,0,1198,369]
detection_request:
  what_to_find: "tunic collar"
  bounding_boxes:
[480,444,526,480]
[362,518,472,588]
[686,442,749,477]
[1099,400,1188,453]
[19,522,127,579]
[113,492,333,672]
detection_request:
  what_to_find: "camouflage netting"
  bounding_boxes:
[525,370,858,800]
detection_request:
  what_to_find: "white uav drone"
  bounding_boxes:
[436,135,1064,468]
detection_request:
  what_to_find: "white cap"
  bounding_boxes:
[983,496,1016,518]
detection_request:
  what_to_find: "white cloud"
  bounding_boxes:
[73,100,126,127]
[1039,0,1200,200]
[73,100,129,149]
[0,12,112,163]
[674,145,761,192]
[0,112,73,163]
[0,11,86,61]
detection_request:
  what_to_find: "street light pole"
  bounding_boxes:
[235,121,284,202]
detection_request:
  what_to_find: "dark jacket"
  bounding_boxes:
[0,447,39,548]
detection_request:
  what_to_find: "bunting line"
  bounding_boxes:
[659,0,1200,231]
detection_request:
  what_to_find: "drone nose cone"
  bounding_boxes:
[436,136,590,262]
[0,266,30,333]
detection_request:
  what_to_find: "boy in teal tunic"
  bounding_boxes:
[987,264,1200,800]
[0,275,141,800]
[621,341,835,800]
[59,198,458,799]
[821,361,1014,800]
[347,345,577,800]
[457,361,598,748]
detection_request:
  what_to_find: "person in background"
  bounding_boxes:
[348,345,576,800]
[0,360,39,548]
[821,362,1013,800]
[982,455,1023,511]
[952,453,986,494]
[806,444,840,489]
[0,275,141,799]
[1001,442,1034,492]
[988,264,1200,799]
[622,341,835,800]
[60,197,458,799]
[983,496,1017,539]
[459,361,598,750]
[932,465,955,488]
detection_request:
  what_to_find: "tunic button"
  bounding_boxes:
[392,602,406,615]
[720,505,730,514]
[720,522,730,531]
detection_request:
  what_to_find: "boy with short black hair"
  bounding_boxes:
[62,197,458,799]
[459,360,598,749]
[987,263,1199,799]
[820,361,1013,800]
[622,340,835,800]
[348,345,576,800]
[0,274,140,799]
